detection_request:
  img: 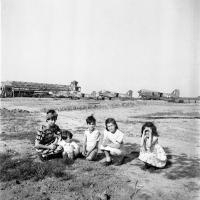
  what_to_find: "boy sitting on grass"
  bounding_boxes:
[82,115,100,161]
[35,109,63,161]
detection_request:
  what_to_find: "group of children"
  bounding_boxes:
[35,109,167,169]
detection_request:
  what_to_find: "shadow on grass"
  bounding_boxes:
[123,143,140,164]
[140,147,200,179]
[0,152,74,182]
[164,153,200,180]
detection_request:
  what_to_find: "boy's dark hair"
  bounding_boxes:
[61,129,73,140]
[86,115,96,124]
[141,122,159,137]
[46,109,58,121]
[105,118,118,131]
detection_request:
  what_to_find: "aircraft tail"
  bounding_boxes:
[126,90,133,97]
[171,89,180,98]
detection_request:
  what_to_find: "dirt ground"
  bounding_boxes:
[0,98,200,200]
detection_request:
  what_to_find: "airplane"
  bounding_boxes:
[97,90,119,100]
[118,90,133,100]
[83,91,98,100]
[138,89,180,100]
[168,96,200,103]
[50,91,83,99]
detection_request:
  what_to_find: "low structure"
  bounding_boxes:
[0,80,81,98]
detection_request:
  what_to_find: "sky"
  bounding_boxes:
[1,0,199,97]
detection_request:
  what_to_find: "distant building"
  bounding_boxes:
[0,80,81,98]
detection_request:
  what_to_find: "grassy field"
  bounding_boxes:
[0,98,200,200]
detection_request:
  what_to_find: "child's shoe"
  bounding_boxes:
[39,154,48,162]
[113,156,125,166]
[101,160,112,166]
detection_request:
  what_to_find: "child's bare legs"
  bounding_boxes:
[100,150,112,163]
[62,152,68,161]
[110,149,125,166]
[73,146,80,158]
[86,148,98,161]
[63,146,74,160]
[68,151,74,160]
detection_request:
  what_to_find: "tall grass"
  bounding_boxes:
[0,152,73,182]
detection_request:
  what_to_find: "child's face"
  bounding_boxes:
[64,137,71,143]
[87,122,95,132]
[47,118,56,127]
[107,123,116,133]
[143,127,152,139]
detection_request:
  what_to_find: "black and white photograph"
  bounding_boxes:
[0,0,199,199]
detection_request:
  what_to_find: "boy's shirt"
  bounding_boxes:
[36,124,60,145]
[103,129,124,146]
[84,129,100,149]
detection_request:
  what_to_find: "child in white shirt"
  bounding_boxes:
[58,129,80,160]
[100,118,124,166]
[82,115,100,161]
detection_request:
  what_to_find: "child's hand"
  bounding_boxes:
[82,151,87,157]
[102,141,107,147]
[49,144,57,150]
[102,138,110,147]
[86,152,91,157]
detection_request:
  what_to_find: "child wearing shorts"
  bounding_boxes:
[100,118,125,166]
[82,115,100,161]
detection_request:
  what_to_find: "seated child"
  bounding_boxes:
[35,109,63,161]
[57,129,80,160]
[100,118,124,166]
[138,122,167,168]
[82,115,100,161]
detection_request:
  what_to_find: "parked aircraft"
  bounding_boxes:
[168,96,200,103]
[138,89,180,100]
[98,90,119,100]
[118,90,133,100]
[51,91,83,99]
[83,91,97,99]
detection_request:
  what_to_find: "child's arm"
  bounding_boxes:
[140,132,147,151]
[108,143,121,149]
[35,128,57,150]
[55,127,62,142]
[82,134,87,155]
[101,131,109,147]
[55,134,62,142]
[102,137,110,147]
[151,136,158,146]
[106,134,123,149]
[146,136,158,152]
[35,138,56,150]
[86,140,99,156]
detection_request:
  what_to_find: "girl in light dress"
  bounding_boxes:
[138,122,167,168]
